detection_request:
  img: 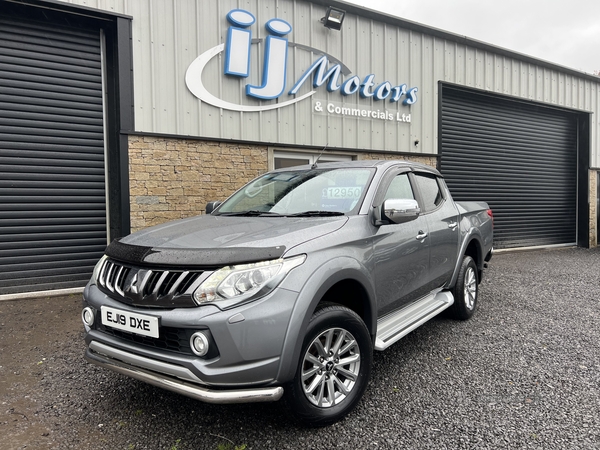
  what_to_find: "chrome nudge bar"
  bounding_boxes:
[85,341,283,404]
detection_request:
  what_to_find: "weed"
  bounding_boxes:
[170,438,182,450]
[216,444,247,450]
[213,434,247,450]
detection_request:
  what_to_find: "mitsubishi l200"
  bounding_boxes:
[82,160,493,425]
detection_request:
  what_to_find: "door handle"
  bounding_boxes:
[416,231,428,240]
[448,222,458,230]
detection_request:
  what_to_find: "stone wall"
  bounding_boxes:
[129,136,268,231]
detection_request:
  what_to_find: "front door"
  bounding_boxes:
[372,172,430,317]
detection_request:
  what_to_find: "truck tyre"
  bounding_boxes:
[449,255,478,320]
[285,304,372,426]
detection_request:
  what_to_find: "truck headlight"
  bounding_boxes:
[193,255,305,304]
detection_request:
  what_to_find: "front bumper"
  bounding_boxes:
[85,340,284,404]
[83,280,301,393]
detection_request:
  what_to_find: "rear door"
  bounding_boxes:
[412,172,460,290]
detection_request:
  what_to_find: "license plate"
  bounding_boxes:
[101,306,159,338]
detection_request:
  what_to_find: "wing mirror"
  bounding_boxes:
[205,201,222,214]
[381,198,420,224]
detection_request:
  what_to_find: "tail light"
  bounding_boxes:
[487,209,494,228]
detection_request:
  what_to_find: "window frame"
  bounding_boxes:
[412,172,447,214]
[269,149,355,170]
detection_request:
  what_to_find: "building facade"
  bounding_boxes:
[1,0,598,296]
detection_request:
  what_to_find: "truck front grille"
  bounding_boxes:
[97,259,204,308]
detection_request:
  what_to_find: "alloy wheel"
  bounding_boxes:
[301,327,361,408]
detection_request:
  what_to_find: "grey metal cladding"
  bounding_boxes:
[56,0,599,166]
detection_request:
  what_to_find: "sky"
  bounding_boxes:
[344,0,600,75]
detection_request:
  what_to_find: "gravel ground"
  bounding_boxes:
[1,247,600,449]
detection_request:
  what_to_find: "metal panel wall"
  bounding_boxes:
[58,0,599,167]
[0,15,107,294]
[440,86,578,249]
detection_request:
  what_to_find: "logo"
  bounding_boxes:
[126,273,139,295]
[185,9,418,113]
[124,270,151,302]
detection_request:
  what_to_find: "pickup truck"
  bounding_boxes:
[81,160,493,426]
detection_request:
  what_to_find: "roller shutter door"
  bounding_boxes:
[440,86,578,249]
[0,16,106,295]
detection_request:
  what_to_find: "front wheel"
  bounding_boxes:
[285,304,372,426]
[449,255,479,320]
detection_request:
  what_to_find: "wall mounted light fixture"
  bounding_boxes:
[320,7,345,30]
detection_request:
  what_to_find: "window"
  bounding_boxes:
[273,151,353,169]
[384,173,414,201]
[414,174,444,212]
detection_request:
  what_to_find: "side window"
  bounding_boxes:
[414,174,444,212]
[384,173,414,201]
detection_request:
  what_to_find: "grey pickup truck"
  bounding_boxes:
[82,160,493,426]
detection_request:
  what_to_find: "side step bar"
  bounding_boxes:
[374,291,454,351]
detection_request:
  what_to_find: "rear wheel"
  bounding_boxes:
[449,256,478,320]
[285,304,372,426]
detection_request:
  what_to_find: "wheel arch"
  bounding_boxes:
[276,259,376,384]
[464,238,483,272]
[449,232,485,288]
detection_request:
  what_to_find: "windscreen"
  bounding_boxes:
[215,168,374,216]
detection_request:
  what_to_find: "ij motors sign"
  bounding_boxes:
[185,9,418,119]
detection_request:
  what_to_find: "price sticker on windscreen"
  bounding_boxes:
[322,187,362,199]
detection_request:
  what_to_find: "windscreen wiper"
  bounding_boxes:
[286,211,345,217]
[218,210,284,217]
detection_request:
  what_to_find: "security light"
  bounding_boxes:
[320,7,345,30]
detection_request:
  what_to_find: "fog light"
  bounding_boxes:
[82,307,95,327]
[190,331,210,357]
